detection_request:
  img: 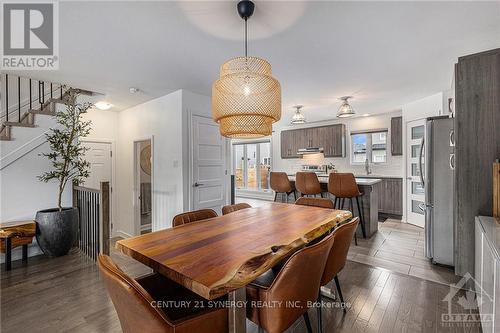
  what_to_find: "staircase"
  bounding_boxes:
[0,74,93,141]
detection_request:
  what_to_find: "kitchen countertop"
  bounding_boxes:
[287,174,382,186]
[353,174,403,179]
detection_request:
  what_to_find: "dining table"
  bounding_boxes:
[116,202,352,333]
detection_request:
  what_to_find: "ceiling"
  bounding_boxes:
[6,1,500,126]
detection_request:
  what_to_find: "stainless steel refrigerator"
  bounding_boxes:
[423,115,454,266]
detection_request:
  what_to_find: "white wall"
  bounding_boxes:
[272,110,404,177]
[112,90,183,237]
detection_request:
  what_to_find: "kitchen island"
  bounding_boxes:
[287,174,382,237]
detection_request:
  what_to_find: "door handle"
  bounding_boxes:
[418,138,425,187]
[193,182,204,187]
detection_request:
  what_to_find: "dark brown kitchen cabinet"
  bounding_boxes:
[378,178,403,216]
[280,124,346,159]
[454,48,500,276]
[280,130,296,158]
[391,116,403,156]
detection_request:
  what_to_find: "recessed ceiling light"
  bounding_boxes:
[94,101,113,110]
[362,113,371,117]
[129,87,139,94]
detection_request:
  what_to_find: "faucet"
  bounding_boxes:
[365,158,372,175]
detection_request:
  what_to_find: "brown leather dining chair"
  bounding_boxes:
[316,218,359,332]
[295,197,334,209]
[270,172,296,202]
[246,230,335,333]
[222,203,252,215]
[98,255,228,333]
[172,209,217,227]
[295,172,323,197]
[327,173,366,242]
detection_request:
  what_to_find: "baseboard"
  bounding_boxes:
[236,191,274,201]
[114,230,133,239]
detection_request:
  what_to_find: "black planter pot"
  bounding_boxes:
[35,207,78,257]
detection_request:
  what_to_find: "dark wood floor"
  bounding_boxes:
[1,242,481,333]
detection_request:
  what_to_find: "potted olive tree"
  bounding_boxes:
[36,89,92,257]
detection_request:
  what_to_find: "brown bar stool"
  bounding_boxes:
[270,172,296,202]
[327,173,366,242]
[295,172,323,197]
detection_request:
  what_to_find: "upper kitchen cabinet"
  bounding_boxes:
[280,124,346,159]
[280,129,297,158]
[391,116,403,156]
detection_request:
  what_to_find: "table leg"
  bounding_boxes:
[5,238,12,271]
[228,287,246,333]
[22,244,28,263]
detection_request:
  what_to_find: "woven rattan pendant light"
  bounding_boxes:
[212,0,281,138]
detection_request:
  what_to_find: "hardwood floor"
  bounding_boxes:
[1,237,481,333]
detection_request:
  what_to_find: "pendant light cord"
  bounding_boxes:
[244,18,248,58]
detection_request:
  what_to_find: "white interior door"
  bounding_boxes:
[81,141,112,190]
[192,115,226,215]
[406,120,426,228]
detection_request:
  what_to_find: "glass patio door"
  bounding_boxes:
[233,141,271,193]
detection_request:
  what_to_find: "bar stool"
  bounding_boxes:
[327,173,366,243]
[295,172,323,197]
[270,172,296,202]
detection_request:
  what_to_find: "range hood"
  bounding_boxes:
[297,147,324,155]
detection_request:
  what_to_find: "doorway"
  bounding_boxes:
[233,141,272,194]
[134,139,153,235]
[406,119,426,228]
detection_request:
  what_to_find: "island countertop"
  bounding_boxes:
[287,174,382,186]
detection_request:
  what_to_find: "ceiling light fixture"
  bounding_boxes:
[291,105,306,124]
[94,101,113,110]
[212,0,281,138]
[336,96,355,118]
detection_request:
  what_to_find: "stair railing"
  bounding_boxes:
[1,74,66,124]
[73,181,111,260]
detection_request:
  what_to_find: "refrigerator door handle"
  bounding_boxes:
[418,137,425,187]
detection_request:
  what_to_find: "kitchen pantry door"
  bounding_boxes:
[191,115,226,215]
[406,119,426,228]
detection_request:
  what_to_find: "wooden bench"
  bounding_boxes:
[0,220,36,271]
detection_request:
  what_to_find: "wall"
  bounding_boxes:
[0,103,75,261]
[113,90,183,237]
[272,110,404,177]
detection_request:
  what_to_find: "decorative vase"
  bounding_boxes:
[35,207,78,257]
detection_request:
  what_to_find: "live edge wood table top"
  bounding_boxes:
[116,202,352,300]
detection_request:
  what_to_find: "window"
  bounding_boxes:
[350,130,387,164]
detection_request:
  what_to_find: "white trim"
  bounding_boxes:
[115,230,134,239]
[133,136,154,235]
[0,130,48,170]
[236,190,274,201]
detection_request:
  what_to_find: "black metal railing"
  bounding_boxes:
[1,74,65,123]
[73,182,110,260]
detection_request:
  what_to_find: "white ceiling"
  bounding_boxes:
[7,1,500,125]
